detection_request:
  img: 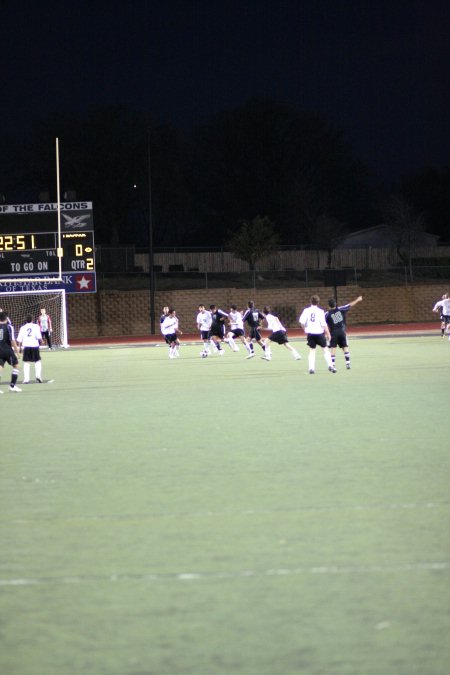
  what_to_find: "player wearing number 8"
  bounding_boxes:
[299,295,334,374]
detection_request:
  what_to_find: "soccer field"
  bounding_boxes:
[1,335,449,675]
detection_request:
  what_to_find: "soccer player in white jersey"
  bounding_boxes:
[161,309,182,358]
[17,315,43,383]
[37,308,53,349]
[432,293,450,338]
[261,307,301,361]
[196,305,213,356]
[226,305,251,354]
[299,295,334,374]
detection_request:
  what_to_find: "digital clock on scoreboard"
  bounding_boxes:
[0,233,55,251]
[0,230,95,276]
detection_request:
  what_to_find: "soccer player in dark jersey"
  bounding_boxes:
[325,295,363,370]
[242,301,268,358]
[0,311,22,392]
[209,305,228,355]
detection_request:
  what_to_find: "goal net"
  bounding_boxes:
[0,289,68,348]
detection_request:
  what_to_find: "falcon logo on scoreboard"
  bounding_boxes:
[62,214,91,229]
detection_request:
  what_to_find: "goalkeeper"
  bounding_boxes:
[37,307,53,350]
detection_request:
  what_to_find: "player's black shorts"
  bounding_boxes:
[210,327,224,339]
[230,328,244,338]
[442,314,450,324]
[22,347,41,362]
[249,327,262,341]
[329,330,348,349]
[269,330,289,345]
[0,346,19,367]
[200,330,210,340]
[164,332,178,344]
[306,333,327,349]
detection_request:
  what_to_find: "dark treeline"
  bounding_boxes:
[1,100,449,247]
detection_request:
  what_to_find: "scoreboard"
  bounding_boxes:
[0,202,96,292]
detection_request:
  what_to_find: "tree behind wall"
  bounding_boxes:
[227,216,279,270]
[382,195,427,281]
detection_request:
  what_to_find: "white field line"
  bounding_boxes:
[1,562,449,587]
[5,501,448,524]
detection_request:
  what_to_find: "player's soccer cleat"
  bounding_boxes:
[233,347,239,352]
[0,389,3,394]
[309,369,315,374]
[23,381,30,384]
[219,350,225,356]
[36,378,43,383]
[346,363,351,370]
[329,366,336,373]
[294,354,302,360]
[9,386,22,392]
[246,352,255,359]
[261,356,271,361]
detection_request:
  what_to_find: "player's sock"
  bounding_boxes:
[324,347,333,368]
[23,363,31,382]
[345,353,350,369]
[227,336,237,350]
[308,352,315,372]
[35,362,42,380]
[11,368,19,387]
[331,354,336,367]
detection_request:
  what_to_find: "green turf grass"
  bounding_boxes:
[1,336,449,674]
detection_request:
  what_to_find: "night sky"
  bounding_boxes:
[2,0,449,182]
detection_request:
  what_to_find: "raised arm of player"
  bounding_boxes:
[349,296,363,308]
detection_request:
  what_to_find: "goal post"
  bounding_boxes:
[0,288,69,348]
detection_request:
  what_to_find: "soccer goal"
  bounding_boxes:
[0,289,69,348]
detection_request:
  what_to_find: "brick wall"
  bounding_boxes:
[67,284,445,338]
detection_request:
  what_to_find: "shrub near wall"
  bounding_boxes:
[67,285,445,339]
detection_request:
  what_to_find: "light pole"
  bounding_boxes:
[147,129,156,334]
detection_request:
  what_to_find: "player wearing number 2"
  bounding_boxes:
[325,296,363,370]
[17,315,44,384]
